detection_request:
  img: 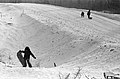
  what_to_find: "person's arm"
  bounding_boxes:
[19,50,25,53]
[30,51,36,59]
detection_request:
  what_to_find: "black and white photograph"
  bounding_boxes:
[0,0,120,79]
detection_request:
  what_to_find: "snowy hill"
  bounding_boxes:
[0,62,81,79]
[0,3,120,79]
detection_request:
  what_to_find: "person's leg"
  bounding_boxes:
[23,60,27,67]
[81,14,82,17]
[88,15,90,19]
[27,59,32,68]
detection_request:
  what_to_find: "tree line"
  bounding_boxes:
[0,0,120,13]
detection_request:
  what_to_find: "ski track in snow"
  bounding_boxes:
[0,3,120,79]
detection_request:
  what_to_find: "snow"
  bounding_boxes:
[0,3,120,79]
[0,62,85,79]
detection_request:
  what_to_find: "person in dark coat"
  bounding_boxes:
[54,63,57,67]
[81,11,84,17]
[87,10,91,19]
[20,46,36,68]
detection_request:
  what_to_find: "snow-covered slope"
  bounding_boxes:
[0,62,80,79]
[0,3,120,79]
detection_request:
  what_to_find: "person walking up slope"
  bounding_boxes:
[20,46,36,68]
[87,10,92,19]
[81,11,84,17]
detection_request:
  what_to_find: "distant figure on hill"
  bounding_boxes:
[87,10,92,19]
[103,72,120,79]
[19,46,36,68]
[81,12,84,17]
[103,72,107,79]
[54,63,57,67]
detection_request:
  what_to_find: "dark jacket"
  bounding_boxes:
[87,10,91,15]
[20,47,36,60]
[23,50,36,60]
